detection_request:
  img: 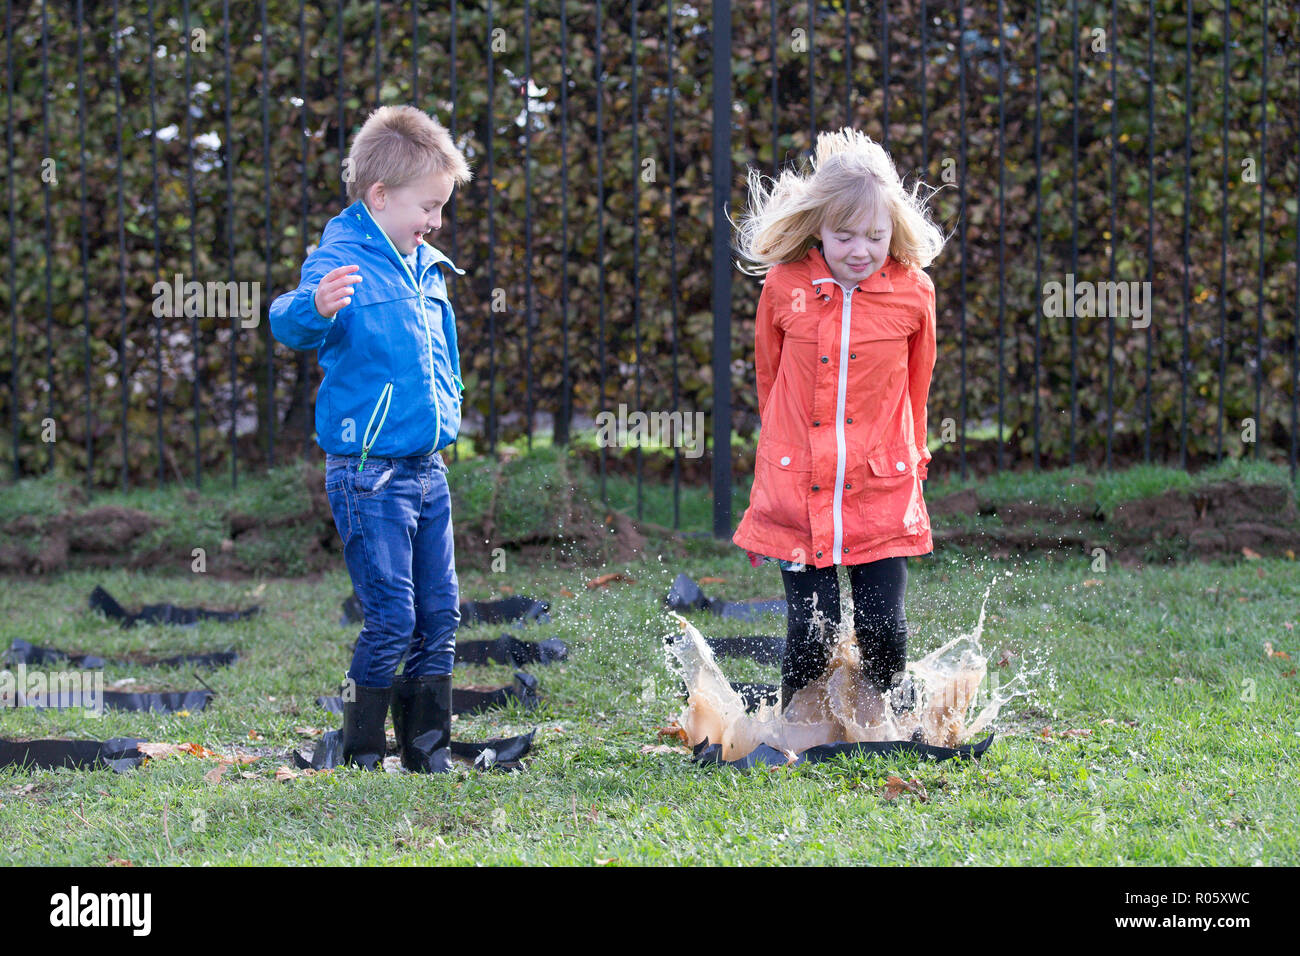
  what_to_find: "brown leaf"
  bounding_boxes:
[882,775,928,802]
[137,742,185,760]
[656,723,688,743]
[203,764,229,784]
[1082,578,1102,586]
[248,730,264,741]
[294,726,324,738]
[1282,668,1296,678]
[559,588,576,598]
[1039,726,1053,738]
[594,857,618,865]
[107,857,134,867]
[1242,546,1262,560]
[274,765,299,782]
[498,585,515,594]
[1059,728,1092,738]
[586,572,635,589]
[698,576,727,585]
[996,648,1017,668]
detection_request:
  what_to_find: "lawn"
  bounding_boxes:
[2,502,1296,864]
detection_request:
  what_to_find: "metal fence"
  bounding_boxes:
[2,0,1298,539]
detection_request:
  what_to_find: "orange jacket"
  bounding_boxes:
[732,246,936,569]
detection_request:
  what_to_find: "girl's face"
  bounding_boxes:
[818,203,893,288]
[366,170,455,257]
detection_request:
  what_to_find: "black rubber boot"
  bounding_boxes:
[341,683,390,770]
[390,673,453,773]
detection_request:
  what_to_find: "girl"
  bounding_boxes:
[730,127,948,715]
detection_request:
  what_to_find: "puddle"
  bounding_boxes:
[664,583,1032,762]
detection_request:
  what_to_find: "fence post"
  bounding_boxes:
[711,0,732,539]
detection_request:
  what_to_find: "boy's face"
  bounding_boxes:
[818,203,893,288]
[366,169,455,257]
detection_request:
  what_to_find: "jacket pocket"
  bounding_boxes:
[360,382,394,457]
[751,436,813,533]
[857,444,925,536]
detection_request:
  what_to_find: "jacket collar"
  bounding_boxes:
[343,199,466,278]
[806,245,895,297]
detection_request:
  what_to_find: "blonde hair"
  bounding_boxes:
[733,127,948,275]
[345,105,473,204]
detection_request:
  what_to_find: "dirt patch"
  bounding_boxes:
[928,477,1300,563]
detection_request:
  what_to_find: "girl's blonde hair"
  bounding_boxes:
[733,127,949,276]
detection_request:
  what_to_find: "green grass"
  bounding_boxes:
[1,538,1297,865]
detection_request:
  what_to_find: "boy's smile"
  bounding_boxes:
[818,202,893,288]
[365,169,456,257]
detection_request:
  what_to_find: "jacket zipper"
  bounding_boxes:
[362,204,444,455]
[831,285,854,563]
[359,381,394,472]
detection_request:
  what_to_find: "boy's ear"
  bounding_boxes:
[366,181,386,209]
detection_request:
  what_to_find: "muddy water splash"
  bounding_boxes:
[664,584,1030,762]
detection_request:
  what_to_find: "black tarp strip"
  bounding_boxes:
[0,737,146,772]
[341,592,552,628]
[691,733,997,769]
[292,728,536,772]
[702,636,785,665]
[453,633,568,667]
[675,680,779,712]
[8,690,213,713]
[315,671,540,717]
[664,573,787,622]
[5,639,238,671]
[90,585,260,629]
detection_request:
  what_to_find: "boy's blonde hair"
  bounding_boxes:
[733,127,949,275]
[345,105,473,204]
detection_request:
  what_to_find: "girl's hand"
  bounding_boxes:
[314,264,362,319]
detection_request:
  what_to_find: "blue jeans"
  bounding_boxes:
[324,450,460,687]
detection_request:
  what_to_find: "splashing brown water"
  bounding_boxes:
[664,584,1028,761]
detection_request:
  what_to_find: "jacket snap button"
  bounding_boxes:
[811,484,819,492]
[816,551,823,558]
[843,546,849,553]
[844,482,851,489]
[780,456,791,466]
[813,420,820,427]
[820,356,828,364]
[846,417,853,424]
[850,353,856,359]
[896,461,905,472]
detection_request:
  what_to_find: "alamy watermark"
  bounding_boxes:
[152,273,261,328]
[594,404,706,459]
[1042,274,1151,329]
[0,664,104,716]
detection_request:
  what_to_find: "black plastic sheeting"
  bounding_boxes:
[341,592,552,628]
[665,573,788,622]
[90,585,260,629]
[10,690,214,714]
[315,670,540,717]
[673,679,778,712]
[293,728,536,772]
[4,639,237,671]
[691,733,997,769]
[454,633,568,667]
[703,635,786,666]
[0,737,146,773]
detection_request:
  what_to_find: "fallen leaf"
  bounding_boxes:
[594,857,618,865]
[698,576,727,585]
[1242,546,1262,560]
[882,775,928,802]
[248,730,264,741]
[1082,578,1102,586]
[586,572,636,589]
[559,588,576,598]
[294,726,324,738]
[498,585,515,594]
[1040,726,1053,738]
[1282,668,1296,678]
[1099,718,1116,725]
[203,764,229,784]
[1060,728,1092,737]
[656,723,688,743]
[181,743,217,759]
[996,648,1017,668]
[107,857,134,867]
[274,766,299,782]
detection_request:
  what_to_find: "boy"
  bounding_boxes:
[269,105,473,772]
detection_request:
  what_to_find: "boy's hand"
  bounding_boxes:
[314,264,362,319]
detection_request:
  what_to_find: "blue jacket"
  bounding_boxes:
[269,199,467,459]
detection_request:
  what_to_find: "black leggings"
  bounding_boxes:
[779,557,909,693]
